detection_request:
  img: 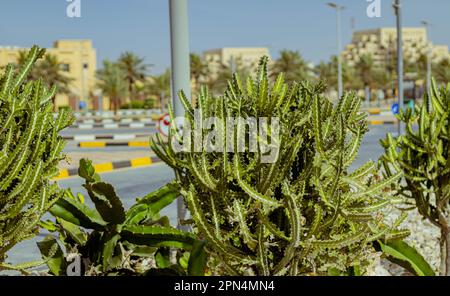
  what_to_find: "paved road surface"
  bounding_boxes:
[64,142,152,153]
[351,124,397,169]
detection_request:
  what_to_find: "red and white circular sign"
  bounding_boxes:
[157,113,171,137]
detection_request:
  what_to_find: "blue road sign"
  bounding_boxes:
[79,101,87,110]
[392,103,400,115]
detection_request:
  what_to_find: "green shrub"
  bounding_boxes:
[151,57,407,275]
[120,103,130,109]
[143,98,155,109]
[39,159,207,276]
[130,100,143,109]
[0,46,74,270]
[122,99,155,110]
[380,79,450,276]
[58,105,71,112]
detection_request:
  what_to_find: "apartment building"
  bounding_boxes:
[0,40,98,110]
[203,47,271,78]
[343,27,450,67]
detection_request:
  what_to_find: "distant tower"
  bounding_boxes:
[351,17,356,33]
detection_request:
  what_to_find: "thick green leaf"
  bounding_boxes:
[121,241,157,257]
[57,218,88,246]
[377,240,435,276]
[136,183,180,215]
[50,195,107,230]
[37,236,67,276]
[327,267,344,276]
[84,182,126,224]
[188,240,207,276]
[121,225,197,250]
[39,220,58,233]
[125,204,152,225]
[155,248,171,269]
[101,233,120,272]
[179,252,190,270]
[78,158,96,182]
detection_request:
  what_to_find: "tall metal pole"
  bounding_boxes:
[394,0,404,136]
[427,43,432,107]
[422,21,432,111]
[328,3,344,99]
[336,7,343,100]
[230,55,236,74]
[169,0,191,230]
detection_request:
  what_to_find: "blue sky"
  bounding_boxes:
[1,0,449,74]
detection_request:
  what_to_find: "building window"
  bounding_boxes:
[83,63,89,69]
[61,64,70,72]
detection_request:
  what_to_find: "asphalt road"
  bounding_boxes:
[4,124,399,269]
[351,124,398,169]
[64,142,152,152]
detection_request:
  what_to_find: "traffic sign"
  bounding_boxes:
[157,114,171,137]
[79,101,87,110]
[392,103,400,115]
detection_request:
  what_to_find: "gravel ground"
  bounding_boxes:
[371,207,441,276]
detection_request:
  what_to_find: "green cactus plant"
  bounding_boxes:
[39,159,207,276]
[151,57,408,276]
[380,79,450,276]
[0,46,74,270]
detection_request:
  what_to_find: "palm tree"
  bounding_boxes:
[146,69,171,112]
[209,57,252,94]
[210,62,233,93]
[407,53,428,81]
[190,53,208,95]
[37,54,73,95]
[315,57,362,92]
[118,52,150,101]
[315,61,335,86]
[271,50,311,82]
[355,54,375,101]
[96,60,128,114]
[435,59,450,85]
[15,51,73,110]
[15,51,36,79]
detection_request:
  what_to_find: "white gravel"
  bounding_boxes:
[374,207,441,276]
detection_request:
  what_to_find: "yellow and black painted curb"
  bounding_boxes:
[54,156,161,180]
[78,141,150,148]
[367,108,382,115]
[368,120,396,125]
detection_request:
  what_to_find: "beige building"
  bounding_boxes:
[343,27,450,67]
[203,47,271,78]
[0,40,98,110]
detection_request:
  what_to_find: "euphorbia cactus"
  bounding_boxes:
[0,46,74,269]
[151,57,407,276]
[380,79,450,276]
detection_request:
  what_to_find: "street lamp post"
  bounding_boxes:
[421,20,432,111]
[169,0,191,231]
[327,3,345,100]
[394,0,404,136]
